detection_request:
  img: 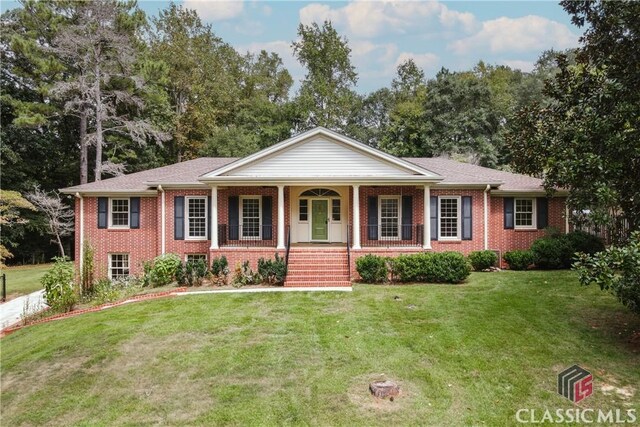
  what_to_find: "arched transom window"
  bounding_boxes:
[300,188,339,197]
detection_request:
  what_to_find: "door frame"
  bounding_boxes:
[309,198,330,242]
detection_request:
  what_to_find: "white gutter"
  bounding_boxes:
[158,185,166,254]
[483,185,490,250]
[75,193,84,277]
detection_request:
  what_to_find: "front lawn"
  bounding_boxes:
[1,271,638,425]
[0,264,50,301]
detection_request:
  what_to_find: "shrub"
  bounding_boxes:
[393,252,470,284]
[81,240,95,294]
[182,259,208,287]
[565,231,605,255]
[210,255,229,286]
[530,237,573,269]
[232,261,257,288]
[468,250,498,271]
[257,253,287,286]
[356,254,388,283]
[91,277,143,305]
[503,250,535,270]
[145,253,182,287]
[573,232,640,314]
[41,257,77,312]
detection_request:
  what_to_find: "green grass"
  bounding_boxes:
[1,271,639,426]
[0,264,50,300]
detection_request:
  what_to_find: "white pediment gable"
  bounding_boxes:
[201,128,439,180]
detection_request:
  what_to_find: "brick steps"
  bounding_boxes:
[285,248,351,287]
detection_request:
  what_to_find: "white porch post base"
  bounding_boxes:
[352,184,361,249]
[277,185,285,249]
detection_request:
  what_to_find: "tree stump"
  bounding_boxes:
[369,380,400,400]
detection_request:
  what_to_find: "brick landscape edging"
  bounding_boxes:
[0,287,188,338]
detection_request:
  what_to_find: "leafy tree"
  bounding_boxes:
[506,0,640,236]
[52,0,168,181]
[292,21,358,132]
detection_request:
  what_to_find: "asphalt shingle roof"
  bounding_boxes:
[61,156,545,193]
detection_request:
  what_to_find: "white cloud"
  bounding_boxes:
[449,15,579,55]
[500,59,535,72]
[299,1,477,39]
[262,5,272,16]
[183,0,244,21]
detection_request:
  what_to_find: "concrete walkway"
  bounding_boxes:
[0,290,47,329]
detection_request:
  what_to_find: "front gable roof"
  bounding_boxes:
[199,127,441,182]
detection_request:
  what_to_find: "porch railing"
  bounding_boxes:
[361,224,424,247]
[218,224,275,247]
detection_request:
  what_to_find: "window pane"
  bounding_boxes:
[111,199,129,226]
[440,198,459,238]
[380,198,399,238]
[242,198,260,238]
[299,199,308,221]
[188,198,207,238]
[186,254,207,264]
[110,254,130,280]
[332,199,341,221]
[515,199,534,227]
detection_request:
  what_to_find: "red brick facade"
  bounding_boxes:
[75,186,567,279]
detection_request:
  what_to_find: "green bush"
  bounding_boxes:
[145,253,182,287]
[468,250,498,271]
[394,252,470,284]
[531,231,605,269]
[91,277,141,305]
[210,256,229,287]
[257,253,287,286]
[356,254,388,283]
[41,257,77,312]
[565,231,605,255]
[574,232,640,314]
[181,259,208,287]
[503,250,535,270]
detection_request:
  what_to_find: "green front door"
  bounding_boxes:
[311,200,329,240]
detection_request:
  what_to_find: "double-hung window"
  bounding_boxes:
[439,196,461,240]
[109,253,130,280]
[515,198,536,229]
[186,197,207,239]
[241,196,261,239]
[379,197,400,239]
[110,198,129,228]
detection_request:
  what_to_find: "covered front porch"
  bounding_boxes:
[208,184,433,250]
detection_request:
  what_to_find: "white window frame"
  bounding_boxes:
[185,254,208,264]
[240,196,262,240]
[299,198,309,222]
[185,196,208,240]
[514,197,537,230]
[108,253,130,280]
[108,198,130,229]
[438,196,461,241]
[331,198,341,222]
[378,196,401,240]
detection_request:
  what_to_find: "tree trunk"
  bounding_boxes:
[55,232,65,258]
[94,65,103,182]
[80,109,88,184]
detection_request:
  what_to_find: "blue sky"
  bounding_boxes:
[2,1,583,94]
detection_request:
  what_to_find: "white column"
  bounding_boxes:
[77,193,84,275]
[423,185,431,249]
[277,185,285,249]
[352,185,361,249]
[159,185,166,254]
[210,185,218,250]
[483,185,490,250]
[565,204,570,234]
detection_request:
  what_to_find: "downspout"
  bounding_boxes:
[75,192,84,278]
[483,185,490,250]
[158,185,166,255]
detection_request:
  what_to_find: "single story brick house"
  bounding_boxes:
[61,127,568,286]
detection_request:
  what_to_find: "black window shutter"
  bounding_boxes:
[462,196,472,240]
[207,195,212,239]
[262,196,272,240]
[130,197,140,229]
[504,197,514,229]
[367,196,378,240]
[537,197,549,229]
[174,196,184,240]
[228,196,239,240]
[98,197,108,229]
[401,195,413,240]
[430,196,438,240]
